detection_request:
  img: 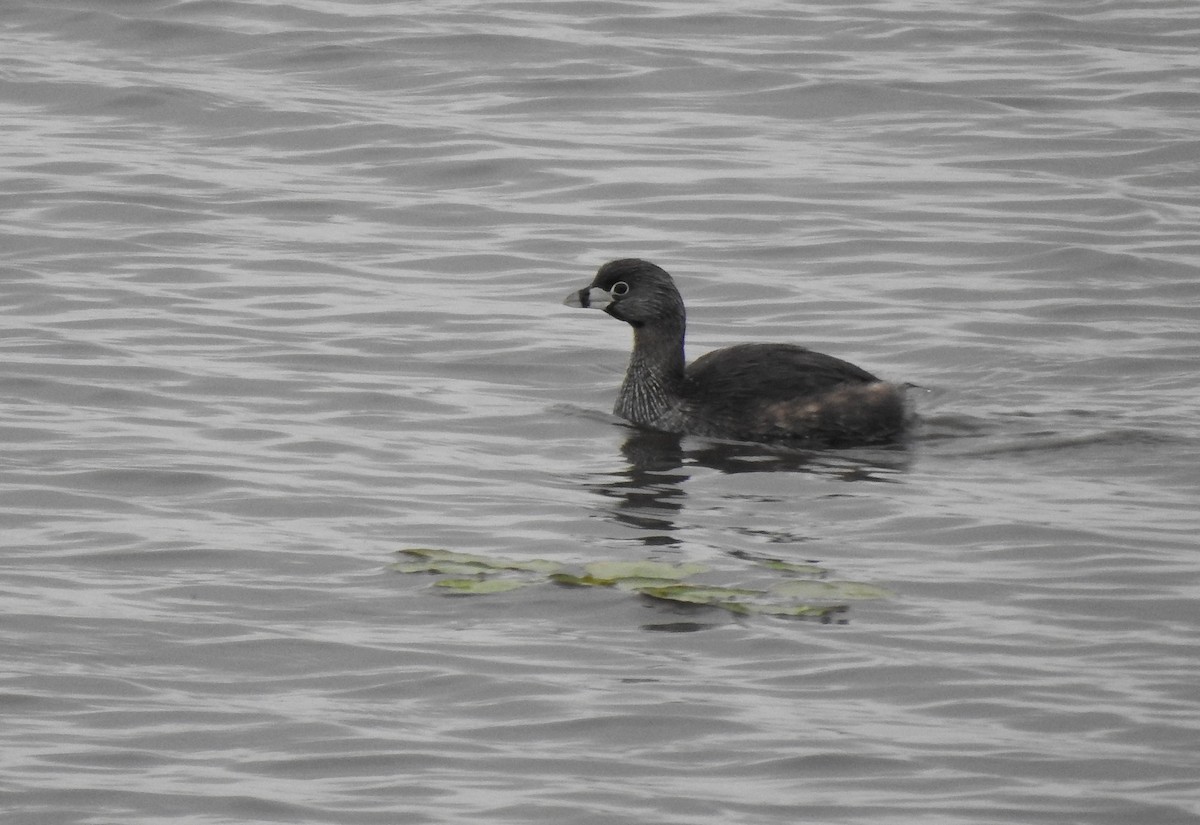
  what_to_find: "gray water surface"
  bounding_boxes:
[3,1,1199,823]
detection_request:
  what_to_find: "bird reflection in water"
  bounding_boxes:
[589,427,912,547]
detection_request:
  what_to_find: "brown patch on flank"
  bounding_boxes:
[752,382,907,445]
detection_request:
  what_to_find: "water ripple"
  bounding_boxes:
[3,0,1200,823]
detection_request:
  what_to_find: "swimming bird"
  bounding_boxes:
[563,259,907,447]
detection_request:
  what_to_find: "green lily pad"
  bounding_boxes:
[391,547,880,620]
[636,583,765,604]
[550,573,689,590]
[391,560,500,576]
[550,561,711,590]
[432,578,530,594]
[547,572,595,587]
[582,560,709,583]
[637,583,853,620]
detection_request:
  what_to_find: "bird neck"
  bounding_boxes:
[615,320,686,424]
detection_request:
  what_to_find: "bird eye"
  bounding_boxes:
[610,281,630,296]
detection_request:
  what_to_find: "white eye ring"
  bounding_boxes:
[610,281,630,296]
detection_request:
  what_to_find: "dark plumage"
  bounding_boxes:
[563,259,907,447]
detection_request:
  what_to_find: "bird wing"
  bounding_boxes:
[684,343,880,403]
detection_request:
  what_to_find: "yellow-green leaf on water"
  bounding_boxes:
[636,584,764,605]
[432,578,529,594]
[547,572,594,587]
[611,577,695,592]
[581,560,708,584]
[637,583,851,620]
[394,547,869,620]
[390,560,498,575]
[770,580,891,601]
[549,572,689,590]
[504,558,563,574]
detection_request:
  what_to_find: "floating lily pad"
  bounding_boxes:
[549,561,710,590]
[433,578,530,594]
[392,560,500,576]
[547,572,596,587]
[637,582,865,620]
[636,584,764,604]
[550,573,692,591]
[637,583,849,620]
[390,547,883,622]
[582,560,709,583]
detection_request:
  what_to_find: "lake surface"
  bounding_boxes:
[3,1,1199,823]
